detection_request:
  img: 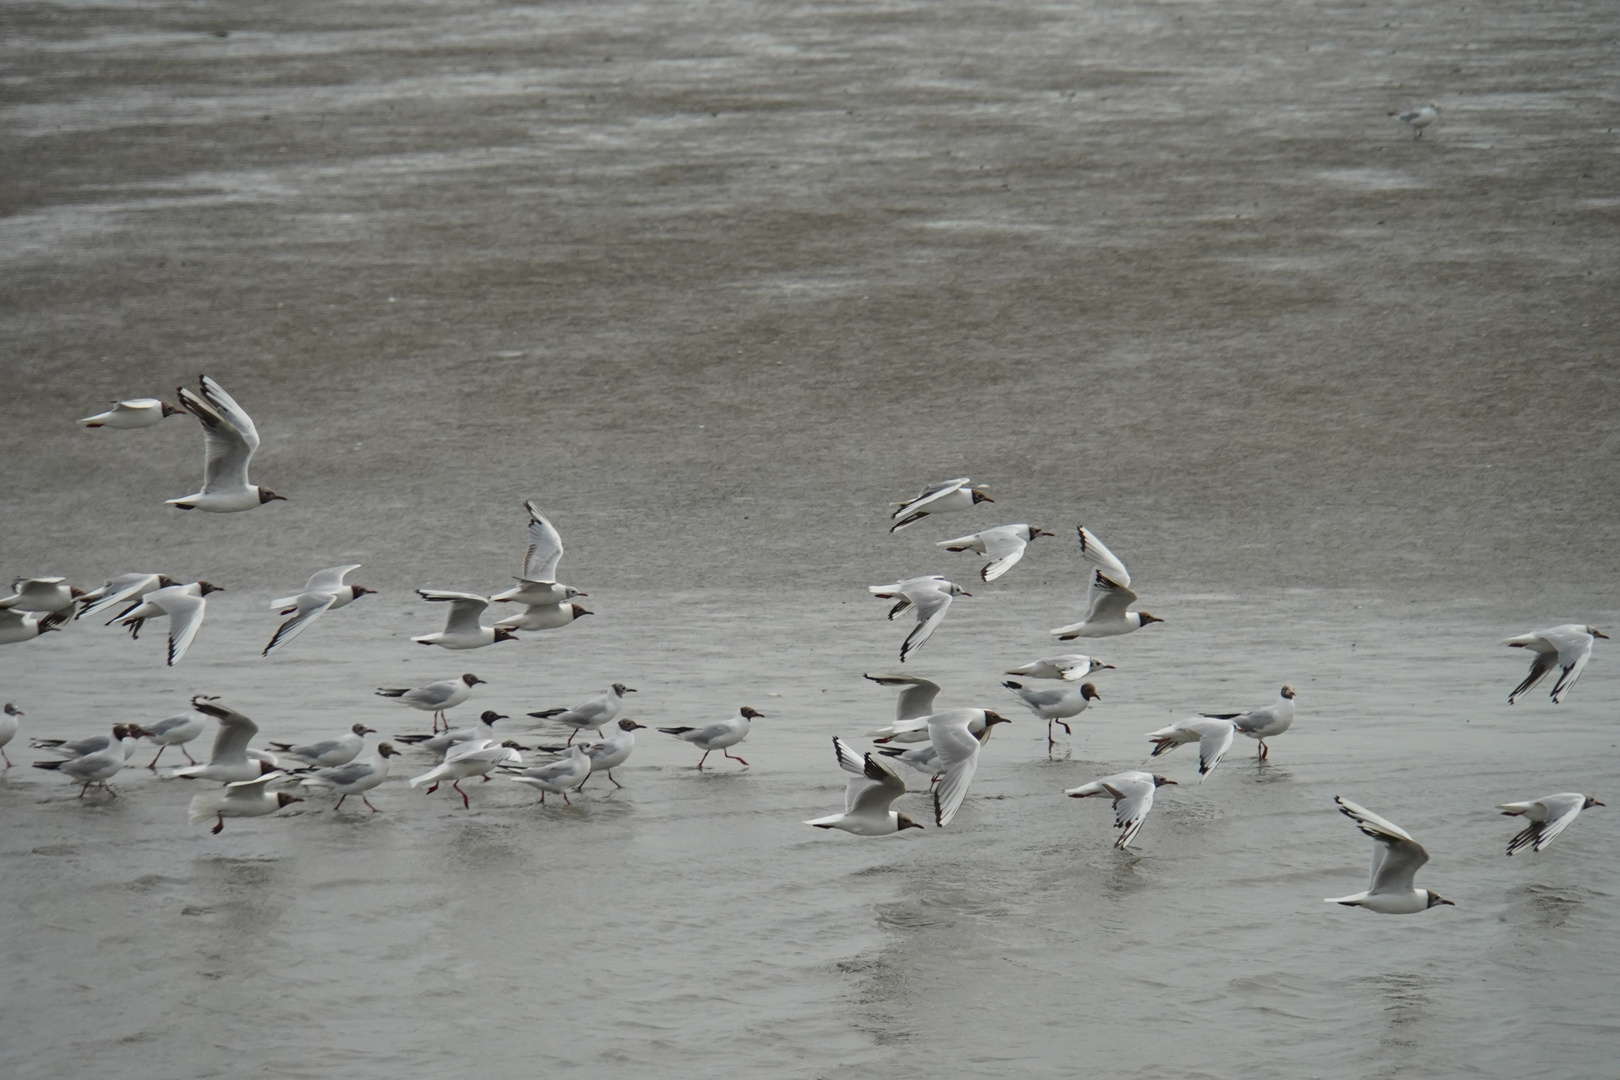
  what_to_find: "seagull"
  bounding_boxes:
[1389,103,1440,138]
[491,500,586,607]
[805,737,924,835]
[299,744,403,811]
[868,575,970,662]
[31,724,135,759]
[395,710,509,758]
[0,607,71,646]
[376,673,483,732]
[34,736,130,797]
[1004,653,1113,681]
[1051,571,1160,640]
[1503,625,1607,704]
[1203,685,1296,760]
[0,577,83,613]
[658,707,763,769]
[936,524,1055,582]
[492,601,592,632]
[526,683,635,744]
[0,703,19,767]
[139,711,208,769]
[1326,796,1454,913]
[170,697,273,783]
[188,772,304,834]
[508,744,593,805]
[76,573,176,621]
[531,719,648,789]
[861,673,943,743]
[167,375,285,511]
[1003,680,1101,748]
[1499,792,1604,855]
[267,723,376,768]
[1145,717,1238,780]
[78,396,181,428]
[409,738,522,808]
[1065,771,1177,849]
[411,590,517,650]
[889,477,993,532]
[928,708,1012,827]
[262,564,375,656]
[116,581,224,666]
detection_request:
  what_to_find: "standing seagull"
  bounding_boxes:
[168,376,285,511]
[508,744,593,805]
[1003,680,1101,748]
[1005,653,1113,682]
[527,683,636,744]
[659,707,764,769]
[1389,103,1440,138]
[1145,717,1238,780]
[411,591,518,650]
[1325,796,1454,913]
[188,773,304,834]
[491,501,586,607]
[139,710,208,769]
[34,738,130,797]
[0,607,70,646]
[805,737,924,835]
[1499,792,1604,855]
[937,524,1055,582]
[78,397,180,428]
[263,565,375,656]
[300,744,403,812]
[0,578,83,614]
[408,738,521,808]
[868,575,970,663]
[76,573,176,621]
[531,719,648,789]
[376,673,483,732]
[928,708,1012,827]
[1503,625,1607,704]
[267,723,376,768]
[1065,771,1177,850]
[0,703,20,767]
[889,477,993,532]
[117,581,224,666]
[1203,685,1296,761]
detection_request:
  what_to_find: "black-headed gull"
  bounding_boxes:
[1499,792,1604,855]
[1503,625,1607,704]
[78,396,180,428]
[508,744,592,804]
[139,711,207,769]
[375,672,483,731]
[0,703,19,767]
[0,607,70,646]
[117,581,223,666]
[526,683,635,744]
[32,724,133,759]
[263,564,375,657]
[1065,771,1177,849]
[300,744,402,811]
[76,573,176,622]
[862,673,944,743]
[937,524,1055,582]
[491,501,585,606]
[409,737,521,808]
[492,600,592,632]
[928,708,1012,827]
[267,723,376,768]
[1326,797,1453,913]
[189,772,304,833]
[869,575,970,663]
[658,707,763,769]
[168,376,285,512]
[1389,103,1440,138]
[1203,685,1295,760]
[805,737,924,835]
[532,719,647,789]
[394,710,508,758]
[1146,717,1237,780]
[889,477,993,532]
[1051,571,1160,640]
[412,590,517,650]
[1004,653,1113,681]
[170,696,272,783]
[33,736,130,797]
[0,577,83,613]
[1003,680,1100,748]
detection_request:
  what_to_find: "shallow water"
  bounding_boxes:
[3,0,1619,1077]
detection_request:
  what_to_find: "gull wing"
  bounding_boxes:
[1544,627,1596,702]
[928,711,984,826]
[832,736,866,777]
[305,564,362,592]
[224,771,284,792]
[401,680,458,708]
[152,588,208,666]
[1335,796,1429,893]
[178,380,257,494]
[192,700,259,764]
[895,477,968,514]
[417,590,491,634]
[1085,571,1137,621]
[263,592,337,656]
[1506,793,1587,855]
[977,526,1030,582]
[77,573,162,619]
[863,673,942,720]
[1195,720,1236,776]
[1075,527,1130,588]
[848,753,909,815]
[520,501,565,581]
[900,586,954,663]
[1107,775,1158,849]
[309,760,374,787]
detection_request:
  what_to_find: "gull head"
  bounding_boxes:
[198,581,226,596]
[461,673,484,687]
[1280,685,1297,700]
[612,683,637,695]
[1138,613,1162,626]
[275,793,305,809]
[377,744,401,758]
[1080,683,1101,701]
[1583,795,1605,809]
[1425,891,1455,908]
[896,812,924,831]
[351,724,377,736]
[480,711,508,724]
[948,582,972,598]
[492,628,520,643]
[618,719,648,732]
[982,710,1012,728]
[970,486,993,504]
[1030,526,1056,539]
[572,606,594,617]
[353,586,377,598]
[739,707,766,720]
[1588,627,1609,639]
[160,400,182,417]
[1152,774,1178,787]
[258,488,287,503]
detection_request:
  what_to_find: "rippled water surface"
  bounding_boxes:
[3,0,1618,1077]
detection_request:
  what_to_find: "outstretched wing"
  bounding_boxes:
[978,527,1029,582]
[895,478,968,515]
[520,501,565,581]
[928,713,983,826]
[178,377,258,493]
[1506,794,1587,855]
[1076,527,1130,587]
[1085,571,1137,621]
[417,590,491,634]
[1108,777,1158,849]
[1335,796,1429,892]
[304,564,361,592]
[153,588,208,666]
[263,592,338,656]
[848,754,909,815]
[900,587,954,663]
[863,673,942,720]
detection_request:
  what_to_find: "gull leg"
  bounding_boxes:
[147,746,166,770]
[723,750,749,766]
[562,791,572,805]
[334,794,348,811]
[1258,741,1269,761]
[426,782,440,794]
[452,780,470,808]
[696,750,711,770]
[1,747,11,768]
[364,796,380,812]
[79,782,91,798]
[183,747,199,765]
[212,813,225,834]
[565,730,577,745]
[608,771,624,789]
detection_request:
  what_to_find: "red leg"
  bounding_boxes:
[608,771,623,789]
[426,782,440,794]
[183,747,199,765]
[334,794,347,810]
[78,782,90,798]
[697,750,711,770]
[562,791,572,805]
[364,796,380,812]
[1,747,11,768]
[453,780,470,808]
[566,730,577,745]
[724,750,749,765]
[212,814,224,834]
[148,746,166,770]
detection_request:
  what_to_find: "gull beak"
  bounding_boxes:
[1593,799,1606,807]
[1593,630,1610,639]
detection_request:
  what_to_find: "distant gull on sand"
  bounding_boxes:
[1389,103,1440,138]
[1326,796,1453,913]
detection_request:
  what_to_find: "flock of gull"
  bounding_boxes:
[2,379,1608,915]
